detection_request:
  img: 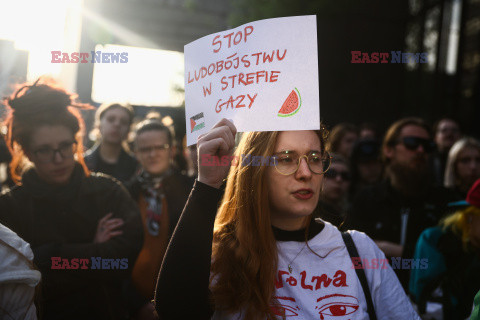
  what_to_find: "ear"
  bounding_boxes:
[383,145,394,160]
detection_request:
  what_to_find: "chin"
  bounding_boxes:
[290,205,316,218]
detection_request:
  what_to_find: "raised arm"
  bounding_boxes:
[155,119,236,320]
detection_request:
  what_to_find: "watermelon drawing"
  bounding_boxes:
[278,88,301,117]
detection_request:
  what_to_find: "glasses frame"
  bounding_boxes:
[274,151,332,176]
[33,141,78,163]
[398,136,435,153]
[137,143,170,155]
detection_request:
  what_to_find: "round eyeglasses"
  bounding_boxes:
[273,150,332,176]
[33,141,78,163]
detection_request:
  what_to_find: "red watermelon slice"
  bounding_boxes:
[278,88,301,117]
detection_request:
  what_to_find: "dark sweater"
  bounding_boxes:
[0,166,143,320]
[84,144,138,184]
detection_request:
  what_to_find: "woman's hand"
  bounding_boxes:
[197,118,237,189]
[94,213,124,243]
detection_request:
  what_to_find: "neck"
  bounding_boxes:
[99,141,122,164]
[271,215,309,231]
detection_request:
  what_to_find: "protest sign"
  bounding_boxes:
[184,15,319,146]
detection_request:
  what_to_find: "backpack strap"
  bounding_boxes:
[341,232,377,320]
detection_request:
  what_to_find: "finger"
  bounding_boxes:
[103,222,124,231]
[212,118,237,136]
[201,126,236,150]
[99,213,113,224]
[199,137,230,158]
[104,221,124,230]
[105,218,124,225]
[108,231,123,237]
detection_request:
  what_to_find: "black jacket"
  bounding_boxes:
[84,144,138,184]
[347,179,454,289]
[0,166,143,320]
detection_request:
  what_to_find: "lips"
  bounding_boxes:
[52,168,68,176]
[292,188,313,200]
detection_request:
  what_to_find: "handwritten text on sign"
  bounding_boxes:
[185,16,320,146]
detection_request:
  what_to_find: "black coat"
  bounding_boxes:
[84,144,138,184]
[0,167,143,320]
[347,179,454,289]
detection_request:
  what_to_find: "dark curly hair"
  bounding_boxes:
[3,78,93,184]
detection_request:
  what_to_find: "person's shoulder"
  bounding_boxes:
[82,172,125,193]
[346,229,384,258]
[84,144,99,159]
[166,170,195,189]
[0,184,26,203]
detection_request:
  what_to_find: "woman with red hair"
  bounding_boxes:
[0,79,143,320]
[155,119,420,319]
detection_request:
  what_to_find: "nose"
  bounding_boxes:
[53,150,63,163]
[416,144,425,153]
[295,156,312,179]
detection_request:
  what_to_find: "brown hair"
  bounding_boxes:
[382,117,431,163]
[132,112,175,147]
[210,127,327,319]
[3,78,92,184]
[326,123,358,153]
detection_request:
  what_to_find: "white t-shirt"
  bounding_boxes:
[213,220,420,320]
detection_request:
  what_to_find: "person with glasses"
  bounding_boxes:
[315,153,352,228]
[125,115,193,319]
[155,119,420,319]
[0,79,143,320]
[348,117,455,291]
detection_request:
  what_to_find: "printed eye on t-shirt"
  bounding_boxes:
[271,268,360,318]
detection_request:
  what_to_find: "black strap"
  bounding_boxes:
[341,232,377,320]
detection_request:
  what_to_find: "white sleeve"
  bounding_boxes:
[350,230,421,320]
[0,283,38,320]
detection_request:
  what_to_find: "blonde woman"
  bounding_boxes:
[444,137,480,199]
[155,119,419,319]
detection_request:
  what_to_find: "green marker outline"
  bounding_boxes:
[278,87,301,117]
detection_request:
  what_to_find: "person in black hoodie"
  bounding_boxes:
[0,79,143,320]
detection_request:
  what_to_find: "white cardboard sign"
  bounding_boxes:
[184,15,319,146]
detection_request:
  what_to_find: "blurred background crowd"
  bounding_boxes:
[1,0,480,319]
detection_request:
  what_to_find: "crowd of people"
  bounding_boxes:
[0,79,479,319]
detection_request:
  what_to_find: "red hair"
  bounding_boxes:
[2,78,93,184]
